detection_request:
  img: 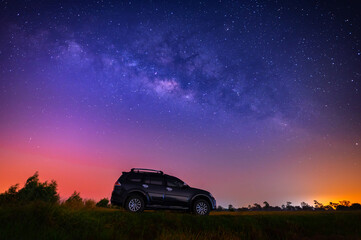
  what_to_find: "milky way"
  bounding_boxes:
[0,1,360,206]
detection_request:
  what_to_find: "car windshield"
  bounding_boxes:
[178,178,189,187]
[167,176,188,187]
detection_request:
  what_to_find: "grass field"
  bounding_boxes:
[1,203,361,240]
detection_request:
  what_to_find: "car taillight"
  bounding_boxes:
[114,181,121,187]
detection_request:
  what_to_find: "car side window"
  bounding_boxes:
[151,177,163,185]
[127,173,143,183]
[144,175,164,185]
[166,177,183,188]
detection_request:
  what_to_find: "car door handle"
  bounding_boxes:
[166,187,172,191]
[142,184,148,188]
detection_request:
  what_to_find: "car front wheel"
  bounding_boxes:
[193,199,210,215]
[125,195,145,213]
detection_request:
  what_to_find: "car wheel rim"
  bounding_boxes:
[128,198,141,212]
[196,202,208,215]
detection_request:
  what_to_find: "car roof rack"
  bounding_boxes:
[131,168,163,174]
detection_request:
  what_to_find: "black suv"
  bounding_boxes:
[111,168,216,215]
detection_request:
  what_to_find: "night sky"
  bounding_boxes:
[0,0,360,207]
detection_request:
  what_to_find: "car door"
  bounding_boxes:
[164,176,192,207]
[143,174,166,205]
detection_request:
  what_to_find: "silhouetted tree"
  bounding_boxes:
[17,172,59,203]
[273,206,282,211]
[323,204,334,211]
[252,203,262,211]
[301,202,313,210]
[64,191,83,208]
[294,206,302,211]
[0,184,19,205]
[336,205,348,211]
[329,202,339,210]
[350,203,361,210]
[263,201,270,210]
[336,200,351,211]
[286,202,294,211]
[0,172,59,205]
[217,205,224,211]
[314,200,325,210]
[96,198,110,208]
[339,200,351,207]
[228,204,235,211]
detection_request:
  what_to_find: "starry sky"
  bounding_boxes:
[0,0,360,207]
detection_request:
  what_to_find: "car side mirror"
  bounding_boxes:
[182,183,189,188]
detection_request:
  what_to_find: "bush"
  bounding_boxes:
[96,198,109,208]
[64,191,84,208]
[350,203,361,210]
[0,184,19,205]
[84,199,96,208]
[0,172,59,205]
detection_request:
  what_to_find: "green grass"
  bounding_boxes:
[1,203,361,240]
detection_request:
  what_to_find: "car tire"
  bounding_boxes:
[125,194,145,213]
[193,199,210,215]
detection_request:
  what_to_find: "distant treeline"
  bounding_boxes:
[1,172,360,211]
[218,200,361,212]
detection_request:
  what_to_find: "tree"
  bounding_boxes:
[252,203,262,210]
[323,204,334,211]
[301,202,313,210]
[228,204,235,211]
[0,172,59,205]
[336,200,351,211]
[273,206,282,211]
[0,184,19,205]
[64,191,83,208]
[286,202,294,211]
[96,198,109,208]
[329,202,339,210]
[314,200,325,210]
[263,201,270,210]
[17,172,59,203]
[339,200,351,207]
[350,203,361,210]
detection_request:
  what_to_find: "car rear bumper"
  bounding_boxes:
[110,189,126,206]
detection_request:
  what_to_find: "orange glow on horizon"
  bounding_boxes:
[1,141,361,207]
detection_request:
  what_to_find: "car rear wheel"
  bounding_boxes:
[193,199,210,215]
[125,195,145,213]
